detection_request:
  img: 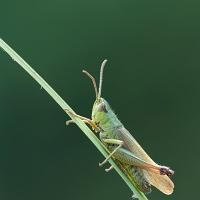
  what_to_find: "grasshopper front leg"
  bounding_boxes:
[99,139,124,166]
[64,109,100,132]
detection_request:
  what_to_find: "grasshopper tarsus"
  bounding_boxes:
[99,162,104,167]
[105,165,114,172]
[65,120,74,126]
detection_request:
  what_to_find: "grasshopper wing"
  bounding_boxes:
[116,127,174,195]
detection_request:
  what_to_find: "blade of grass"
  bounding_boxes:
[0,38,148,200]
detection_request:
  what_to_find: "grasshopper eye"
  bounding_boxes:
[98,102,108,113]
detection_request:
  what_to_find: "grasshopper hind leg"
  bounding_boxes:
[107,145,174,177]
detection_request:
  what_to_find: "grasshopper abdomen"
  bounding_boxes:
[120,164,152,194]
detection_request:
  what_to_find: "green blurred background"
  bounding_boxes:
[0,0,199,199]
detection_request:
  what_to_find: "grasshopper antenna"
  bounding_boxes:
[82,70,98,99]
[98,59,107,99]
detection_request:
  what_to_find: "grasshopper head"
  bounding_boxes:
[91,97,111,123]
[82,60,111,125]
[83,60,120,130]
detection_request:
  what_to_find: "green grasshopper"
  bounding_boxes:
[66,60,174,195]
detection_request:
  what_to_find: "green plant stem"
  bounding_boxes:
[0,38,148,200]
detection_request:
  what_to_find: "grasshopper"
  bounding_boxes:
[66,60,174,195]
